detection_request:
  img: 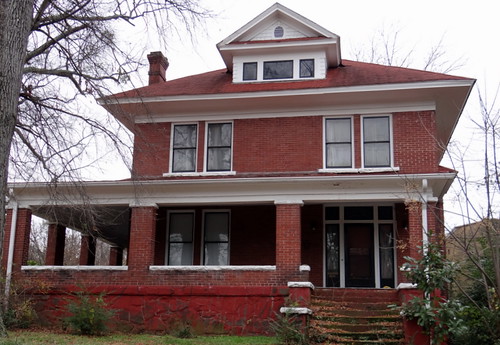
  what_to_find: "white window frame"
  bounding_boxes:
[323,116,355,170]
[169,122,199,174]
[322,204,397,289]
[165,210,195,266]
[204,121,234,173]
[361,114,394,169]
[201,209,231,266]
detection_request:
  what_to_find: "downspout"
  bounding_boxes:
[421,179,429,252]
[4,194,18,310]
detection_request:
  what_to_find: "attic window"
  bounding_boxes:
[264,60,293,79]
[274,26,284,38]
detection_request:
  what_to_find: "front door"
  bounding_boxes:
[345,224,374,287]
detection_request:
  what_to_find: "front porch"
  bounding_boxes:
[2,176,446,335]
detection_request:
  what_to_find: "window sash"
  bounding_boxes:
[167,212,194,265]
[325,118,352,168]
[204,212,229,265]
[363,116,391,168]
[172,124,197,172]
[206,123,232,171]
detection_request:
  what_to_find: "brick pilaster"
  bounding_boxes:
[45,224,66,265]
[79,234,96,266]
[128,205,158,271]
[275,202,303,280]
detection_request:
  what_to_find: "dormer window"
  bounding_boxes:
[300,59,314,78]
[243,62,257,81]
[263,60,293,80]
[274,26,284,38]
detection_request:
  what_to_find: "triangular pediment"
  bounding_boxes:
[217,3,341,72]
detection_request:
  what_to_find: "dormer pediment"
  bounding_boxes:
[217,3,341,80]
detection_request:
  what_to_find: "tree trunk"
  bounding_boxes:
[0,0,34,337]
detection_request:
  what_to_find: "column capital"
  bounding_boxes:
[129,201,158,208]
[274,199,303,206]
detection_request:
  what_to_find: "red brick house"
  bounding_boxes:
[4,3,474,342]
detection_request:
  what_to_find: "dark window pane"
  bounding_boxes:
[378,206,393,220]
[263,60,293,79]
[325,224,340,287]
[173,125,197,148]
[325,207,339,220]
[168,212,194,265]
[344,206,373,220]
[172,124,197,172]
[204,212,230,265]
[300,59,314,78]
[379,224,394,287]
[243,62,257,81]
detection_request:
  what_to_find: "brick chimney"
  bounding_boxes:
[147,51,169,85]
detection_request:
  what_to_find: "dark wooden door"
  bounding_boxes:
[345,223,374,287]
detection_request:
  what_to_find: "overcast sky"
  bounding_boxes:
[110,0,499,227]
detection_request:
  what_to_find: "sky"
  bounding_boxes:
[108,0,500,228]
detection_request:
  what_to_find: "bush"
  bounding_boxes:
[63,291,115,335]
[269,312,308,345]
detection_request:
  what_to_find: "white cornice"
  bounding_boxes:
[8,172,456,208]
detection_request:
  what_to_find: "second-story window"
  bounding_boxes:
[362,116,391,167]
[206,123,232,171]
[172,124,197,172]
[325,118,353,168]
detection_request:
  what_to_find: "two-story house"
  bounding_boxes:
[4,3,474,342]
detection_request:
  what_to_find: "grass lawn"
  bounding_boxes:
[0,331,278,345]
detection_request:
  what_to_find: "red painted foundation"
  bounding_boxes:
[30,285,288,334]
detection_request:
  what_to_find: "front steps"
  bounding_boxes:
[310,288,405,345]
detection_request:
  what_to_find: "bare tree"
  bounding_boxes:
[0,0,211,336]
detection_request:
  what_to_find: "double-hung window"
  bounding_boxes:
[203,211,230,265]
[166,212,194,265]
[325,118,353,168]
[362,116,391,167]
[172,124,197,172]
[206,123,232,172]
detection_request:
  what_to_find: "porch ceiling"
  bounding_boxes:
[32,205,130,248]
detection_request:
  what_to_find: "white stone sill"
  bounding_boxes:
[318,167,400,174]
[22,265,128,271]
[149,265,276,271]
[280,307,312,315]
[162,171,237,177]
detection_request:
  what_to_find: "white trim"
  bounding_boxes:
[397,282,418,290]
[170,122,199,174]
[280,307,312,315]
[288,281,315,289]
[204,121,234,173]
[323,116,354,170]
[299,264,311,272]
[361,114,394,169]
[21,265,128,271]
[135,103,436,124]
[149,265,276,271]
